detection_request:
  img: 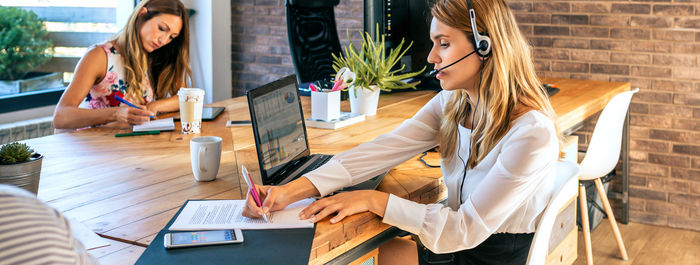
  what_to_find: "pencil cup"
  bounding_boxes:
[311,91,340,121]
[190,136,222,182]
[178,88,205,134]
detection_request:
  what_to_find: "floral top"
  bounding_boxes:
[85,42,154,109]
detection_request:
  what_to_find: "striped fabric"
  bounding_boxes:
[0,185,98,265]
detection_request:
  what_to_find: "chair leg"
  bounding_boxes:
[579,184,594,265]
[594,178,629,261]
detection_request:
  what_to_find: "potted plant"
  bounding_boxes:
[332,25,425,116]
[0,142,43,195]
[0,6,59,96]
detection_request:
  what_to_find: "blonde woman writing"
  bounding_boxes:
[244,0,561,264]
[53,0,192,129]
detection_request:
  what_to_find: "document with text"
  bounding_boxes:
[169,198,315,231]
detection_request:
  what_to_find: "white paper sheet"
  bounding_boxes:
[133,117,175,132]
[169,198,315,231]
[67,217,111,250]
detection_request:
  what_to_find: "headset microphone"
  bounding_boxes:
[428,49,478,76]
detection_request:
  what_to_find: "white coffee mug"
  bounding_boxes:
[178,88,205,134]
[190,136,222,182]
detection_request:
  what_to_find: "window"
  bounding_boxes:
[0,0,131,114]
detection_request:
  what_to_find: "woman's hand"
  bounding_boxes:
[300,190,389,224]
[114,104,154,125]
[242,185,295,219]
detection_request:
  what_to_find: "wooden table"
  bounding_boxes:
[24,78,629,264]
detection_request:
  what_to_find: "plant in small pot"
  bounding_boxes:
[0,6,59,96]
[332,25,425,116]
[0,142,43,195]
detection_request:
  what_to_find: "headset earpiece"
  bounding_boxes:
[466,0,491,57]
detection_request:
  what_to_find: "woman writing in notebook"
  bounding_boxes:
[244,0,560,264]
[53,0,192,129]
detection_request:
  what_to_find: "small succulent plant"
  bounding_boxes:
[0,142,35,164]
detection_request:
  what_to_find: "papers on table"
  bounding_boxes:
[169,198,315,231]
[67,217,111,250]
[133,117,175,132]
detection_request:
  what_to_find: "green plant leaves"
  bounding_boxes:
[0,6,54,81]
[0,142,34,164]
[332,24,426,92]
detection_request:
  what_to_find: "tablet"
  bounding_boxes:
[174,106,225,121]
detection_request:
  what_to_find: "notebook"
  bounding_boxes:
[133,117,175,132]
[246,75,385,189]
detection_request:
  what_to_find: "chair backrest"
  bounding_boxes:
[526,161,580,265]
[285,0,342,85]
[579,88,639,180]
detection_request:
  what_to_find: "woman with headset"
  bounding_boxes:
[243,0,561,264]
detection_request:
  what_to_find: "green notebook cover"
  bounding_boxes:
[135,200,316,265]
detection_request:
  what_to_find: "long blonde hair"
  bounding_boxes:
[432,0,562,168]
[115,0,192,104]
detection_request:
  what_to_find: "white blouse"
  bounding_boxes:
[304,90,559,253]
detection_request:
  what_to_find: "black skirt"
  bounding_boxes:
[416,233,534,265]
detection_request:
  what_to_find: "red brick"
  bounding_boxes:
[508,2,532,12]
[591,40,629,51]
[630,186,668,201]
[534,26,569,36]
[646,177,691,193]
[652,80,694,92]
[629,198,645,211]
[533,60,550,71]
[534,48,569,60]
[675,17,700,29]
[630,175,647,187]
[631,139,670,152]
[552,14,588,25]
[631,66,671,78]
[649,104,693,118]
[671,167,700,182]
[552,38,589,49]
[649,153,690,167]
[572,3,610,13]
[611,28,650,40]
[630,162,669,177]
[653,4,694,16]
[571,50,609,62]
[519,25,533,35]
[631,115,672,128]
[552,62,589,73]
[590,15,629,26]
[630,126,649,138]
[655,42,673,53]
[633,91,673,103]
[629,102,649,114]
[630,210,668,226]
[674,93,700,106]
[695,107,700,118]
[590,64,629,75]
[529,37,552,47]
[630,150,647,162]
[646,200,689,216]
[611,53,650,64]
[693,158,700,170]
[650,129,700,143]
[631,16,673,28]
[534,2,570,12]
[653,30,696,42]
[630,42,656,52]
[673,145,700,156]
[515,13,550,24]
[570,73,610,82]
[673,43,700,54]
[670,193,700,207]
[610,77,652,89]
[669,216,700,232]
[571,27,609,38]
[691,181,700,193]
[673,118,700,131]
[612,3,651,14]
[697,32,700,41]
[673,68,700,81]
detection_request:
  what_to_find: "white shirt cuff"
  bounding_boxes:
[382,193,427,235]
[303,160,353,196]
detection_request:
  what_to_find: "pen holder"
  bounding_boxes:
[311,90,341,121]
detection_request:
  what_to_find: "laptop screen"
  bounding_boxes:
[247,76,310,179]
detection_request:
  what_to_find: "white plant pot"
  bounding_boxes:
[349,85,381,116]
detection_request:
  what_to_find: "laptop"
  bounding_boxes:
[247,75,385,190]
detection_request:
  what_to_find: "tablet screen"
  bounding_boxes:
[174,106,225,121]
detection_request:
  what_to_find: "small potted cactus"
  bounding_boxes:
[0,142,43,194]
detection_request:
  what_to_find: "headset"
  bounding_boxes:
[427,0,491,203]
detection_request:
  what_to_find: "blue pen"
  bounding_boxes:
[114,95,154,119]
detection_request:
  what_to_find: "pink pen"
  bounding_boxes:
[331,79,344,92]
[309,83,318,92]
[241,165,270,222]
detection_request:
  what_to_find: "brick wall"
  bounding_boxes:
[231,0,363,97]
[230,0,700,231]
[509,0,699,231]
